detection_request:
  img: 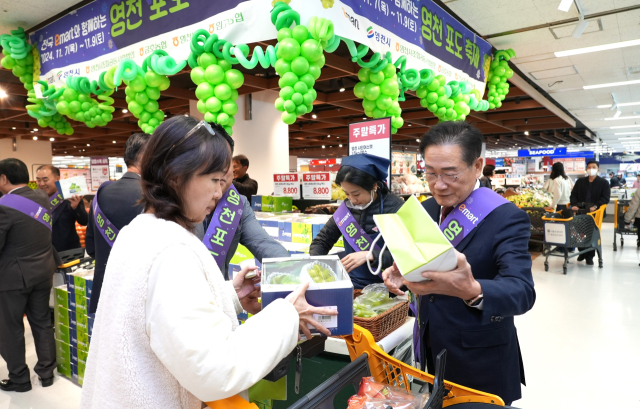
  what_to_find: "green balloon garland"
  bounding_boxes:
[354,63,403,132]
[27,82,74,135]
[487,49,516,110]
[55,75,115,128]
[0,28,35,92]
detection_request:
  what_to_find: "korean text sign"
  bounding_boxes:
[273,173,300,200]
[302,173,331,200]
[90,157,110,191]
[348,117,392,183]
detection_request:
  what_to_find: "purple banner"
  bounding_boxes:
[49,192,64,213]
[93,181,120,247]
[202,184,243,268]
[333,202,381,253]
[0,194,52,230]
[441,187,509,247]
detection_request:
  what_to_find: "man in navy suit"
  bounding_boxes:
[86,133,150,314]
[383,122,535,405]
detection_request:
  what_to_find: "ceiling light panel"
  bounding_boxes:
[557,39,640,57]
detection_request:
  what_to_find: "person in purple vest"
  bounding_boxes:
[382,121,535,405]
[0,159,57,392]
[310,154,404,289]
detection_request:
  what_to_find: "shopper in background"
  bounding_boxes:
[0,159,57,392]
[86,133,150,315]
[569,160,611,265]
[195,126,289,286]
[609,172,621,188]
[619,172,627,186]
[623,188,640,246]
[382,122,535,405]
[544,162,574,211]
[310,154,404,289]
[36,165,88,252]
[232,154,258,201]
[479,164,495,189]
[81,116,335,409]
[632,174,640,188]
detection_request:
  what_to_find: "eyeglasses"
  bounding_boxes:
[424,166,471,185]
[163,120,215,165]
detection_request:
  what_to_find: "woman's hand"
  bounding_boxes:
[285,282,338,340]
[233,266,260,300]
[382,262,405,296]
[240,287,262,315]
[341,251,374,273]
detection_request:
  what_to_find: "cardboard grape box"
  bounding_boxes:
[261,255,353,336]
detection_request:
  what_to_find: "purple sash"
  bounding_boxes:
[202,185,243,268]
[413,188,508,366]
[93,181,120,247]
[0,194,52,230]
[49,192,64,213]
[332,202,381,252]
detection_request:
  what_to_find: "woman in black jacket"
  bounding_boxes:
[310,154,404,289]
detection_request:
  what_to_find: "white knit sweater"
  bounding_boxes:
[81,214,299,409]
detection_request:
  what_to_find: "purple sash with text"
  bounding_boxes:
[202,185,243,268]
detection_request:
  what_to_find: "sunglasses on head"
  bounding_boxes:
[163,120,215,165]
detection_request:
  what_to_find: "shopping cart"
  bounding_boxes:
[520,207,547,248]
[541,204,605,274]
[612,198,638,251]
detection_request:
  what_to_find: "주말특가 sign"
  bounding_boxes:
[273,173,300,200]
[302,172,331,200]
[32,0,491,94]
[90,157,110,191]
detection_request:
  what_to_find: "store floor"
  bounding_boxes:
[1,222,639,409]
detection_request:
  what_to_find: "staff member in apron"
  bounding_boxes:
[310,154,404,289]
[382,121,535,406]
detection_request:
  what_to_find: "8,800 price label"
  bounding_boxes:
[274,173,300,199]
[302,173,331,200]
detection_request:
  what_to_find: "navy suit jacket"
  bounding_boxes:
[51,194,88,252]
[86,172,144,314]
[418,195,535,404]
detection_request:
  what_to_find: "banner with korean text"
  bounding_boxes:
[31,0,491,93]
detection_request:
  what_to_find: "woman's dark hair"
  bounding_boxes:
[335,165,389,194]
[0,158,29,184]
[139,116,232,231]
[419,121,483,166]
[482,165,495,177]
[550,162,568,180]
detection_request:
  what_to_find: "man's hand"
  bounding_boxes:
[341,251,373,273]
[232,266,260,300]
[240,287,262,315]
[404,251,481,300]
[571,206,579,212]
[382,262,405,296]
[590,206,597,212]
[68,195,83,210]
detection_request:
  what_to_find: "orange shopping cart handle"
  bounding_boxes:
[206,395,258,409]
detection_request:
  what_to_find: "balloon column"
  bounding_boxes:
[0,28,34,92]
[486,49,516,109]
[273,4,331,125]
[188,31,244,136]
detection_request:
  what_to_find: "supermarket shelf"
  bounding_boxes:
[324,317,415,355]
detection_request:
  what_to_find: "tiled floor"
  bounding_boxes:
[1,223,639,408]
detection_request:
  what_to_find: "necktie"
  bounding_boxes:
[440,206,454,225]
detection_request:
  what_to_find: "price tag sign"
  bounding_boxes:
[273,173,300,200]
[302,172,331,200]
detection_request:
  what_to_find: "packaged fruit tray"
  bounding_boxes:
[352,289,409,342]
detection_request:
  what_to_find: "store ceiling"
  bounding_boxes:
[0,0,81,35]
[446,0,640,154]
[0,0,607,158]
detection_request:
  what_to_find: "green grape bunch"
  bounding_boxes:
[124,71,168,135]
[1,28,35,92]
[486,49,516,110]
[354,63,404,133]
[306,263,336,283]
[27,82,73,135]
[56,76,115,129]
[320,0,335,9]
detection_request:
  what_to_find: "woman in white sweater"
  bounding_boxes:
[81,117,335,408]
[544,162,574,211]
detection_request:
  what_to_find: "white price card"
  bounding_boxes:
[273,173,300,199]
[544,223,566,245]
[302,172,332,200]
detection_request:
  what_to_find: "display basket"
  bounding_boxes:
[541,204,605,274]
[352,289,410,342]
[612,198,637,251]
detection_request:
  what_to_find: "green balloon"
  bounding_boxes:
[299,73,315,89]
[372,108,386,119]
[217,112,230,125]
[293,81,308,94]
[145,71,164,88]
[489,76,500,85]
[457,113,466,121]
[144,100,159,113]
[435,75,446,84]
[218,60,232,72]
[69,101,81,113]
[291,92,304,106]
[277,38,301,61]
[380,78,398,96]
[308,64,321,80]
[364,83,381,100]
[416,87,428,99]
[146,86,161,100]
[436,107,446,117]
[214,83,232,100]
[231,89,239,101]
[362,98,376,112]
[392,116,404,128]
[376,95,393,110]
[63,88,78,101]
[426,92,439,104]
[445,100,454,109]
[383,63,396,79]
[291,56,310,76]
[277,27,293,41]
[153,110,164,122]
[300,39,323,62]
[57,101,70,115]
[303,92,315,105]
[223,125,233,136]
[140,111,152,123]
[494,66,506,77]
[354,82,366,98]
[222,101,238,116]
[198,52,218,69]
[37,118,47,127]
[296,105,307,116]
[369,71,385,85]
[227,117,235,127]
[129,75,146,92]
[205,64,225,85]
[80,101,91,112]
[279,72,299,88]
[436,96,448,107]
[135,92,149,105]
[280,86,295,100]
[427,103,438,113]
[125,86,136,97]
[292,25,309,44]
[191,67,206,85]
[196,82,215,100]
[275,97,285,111]
[282,111,297,125]
[206,96,222,112]
[1,56,15,69]
[275,59,291,76]
[358,68,371,83]
[436,87,446,96]
[225,69,244,89]
[204,112,216,123]
[128,101,144,116]
[445,109,456,120]
[284,100,296,113]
